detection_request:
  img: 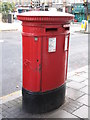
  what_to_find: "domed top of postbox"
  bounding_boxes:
[17,11,74,24]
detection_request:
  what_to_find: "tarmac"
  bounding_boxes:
[0,65,89,119]
[0,21,89,119]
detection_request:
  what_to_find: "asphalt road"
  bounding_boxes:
[0,31,88,96]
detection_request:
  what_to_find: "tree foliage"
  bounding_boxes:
[0,2,15,13]
[0,2,15,22]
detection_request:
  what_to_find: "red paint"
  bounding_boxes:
[17,11,74,92]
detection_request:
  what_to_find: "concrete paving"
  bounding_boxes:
[0,65,89,119]
[0,21,22,32]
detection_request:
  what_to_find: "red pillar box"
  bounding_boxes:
[17,11,74,113]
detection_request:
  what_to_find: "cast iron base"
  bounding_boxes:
[22,83,66,113]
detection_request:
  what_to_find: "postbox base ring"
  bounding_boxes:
[22,83,66,113]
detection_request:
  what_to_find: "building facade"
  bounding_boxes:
[2,0,84,5]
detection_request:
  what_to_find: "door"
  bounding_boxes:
[41,35,66,92]
[23,36,42,92]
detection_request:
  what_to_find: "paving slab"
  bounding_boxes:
[2,104,78,118]
[3,101,14,108]
[61,100,83,113]
[80,86,88,94]
[66,79,72,83]
[77,94,88,106]
[74,70,88,76]
[73,105,88,118]
[1,96,77,119]
[1,65,89,119]
[79,73,88,79]
[2,104,8,111]
[2,110,9,118]
[14,97,22,104]
[68,75,86,83]
[81,79,88,86]
[67,65,88,78]
[42,109,78,118]
[66,81,86,90]
[1,92,88,119]
[59,97,72,109]
[66,87,85,100]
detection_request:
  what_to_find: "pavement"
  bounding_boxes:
[0,20,89,119]
[0,65,89,119]
[0,20,89,34]
[0,21,22,32]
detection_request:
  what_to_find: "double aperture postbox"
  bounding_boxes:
[17,11,74,113]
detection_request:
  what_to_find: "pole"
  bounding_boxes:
[87,1,88,20]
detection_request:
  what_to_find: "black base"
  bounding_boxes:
[22,83,66,114]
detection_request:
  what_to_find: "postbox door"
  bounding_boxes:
[41,35,66,92]
[23,36,42,92]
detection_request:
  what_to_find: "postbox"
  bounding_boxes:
[17,11,74,113]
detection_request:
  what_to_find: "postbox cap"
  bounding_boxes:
[17,11,74,23]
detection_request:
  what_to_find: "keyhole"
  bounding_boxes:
[37,59,39,62]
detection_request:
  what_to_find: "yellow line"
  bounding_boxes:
[0,90,22,104]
